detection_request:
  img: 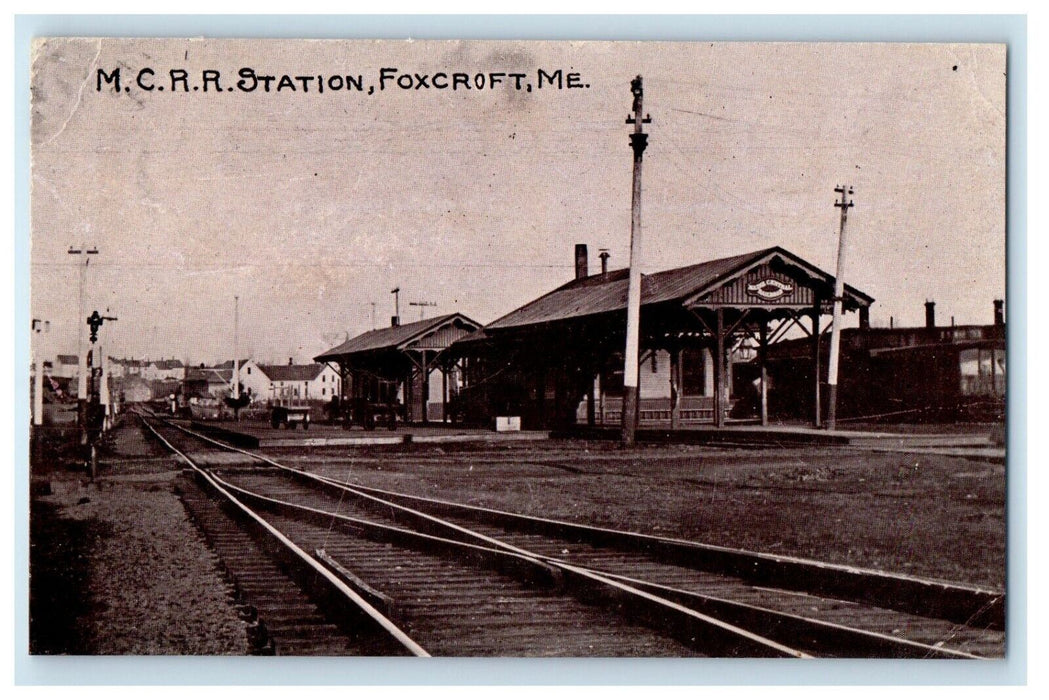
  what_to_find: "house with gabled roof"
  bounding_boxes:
[239,360,341,404]
[144,358,186,381]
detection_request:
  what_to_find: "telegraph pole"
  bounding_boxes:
[32,319,50,427]
[621,75,652,446]
[233,296,240,400]
[826,185,854,431]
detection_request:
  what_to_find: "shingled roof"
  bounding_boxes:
[484,246,873,332]
[213,358,252,370]
[315,313,480,361]
[256,363,326,382]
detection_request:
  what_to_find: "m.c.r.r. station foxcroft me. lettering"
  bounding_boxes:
[96,67,591,95]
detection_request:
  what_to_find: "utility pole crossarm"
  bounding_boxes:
[408,301,438,320]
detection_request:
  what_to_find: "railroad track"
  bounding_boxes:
[138,412,1004,658]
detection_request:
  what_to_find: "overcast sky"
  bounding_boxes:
[30,39,1006,365]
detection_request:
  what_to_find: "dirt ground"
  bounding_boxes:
[276,437,1007,589]
[29,421,250,655]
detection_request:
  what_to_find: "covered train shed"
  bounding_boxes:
[448,245,873,430]
[315,313,481,424]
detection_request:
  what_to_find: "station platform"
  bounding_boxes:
[557,422,1004,459]
[183,418,1004,461]
[186,420,550,449]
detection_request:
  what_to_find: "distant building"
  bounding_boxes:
[144,358,186,381]
[242,361,341,404]
[234,359,262,400]
[183,367,233,399]
[52,354,79,379]
[109,357,148,379]
[213,358,251,371]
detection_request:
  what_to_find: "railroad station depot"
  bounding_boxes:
[313,244,1004,432]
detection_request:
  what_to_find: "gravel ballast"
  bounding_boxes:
[30,421,250,655]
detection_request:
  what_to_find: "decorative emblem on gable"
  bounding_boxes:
[746,278,794,301]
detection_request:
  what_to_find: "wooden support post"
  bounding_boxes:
[759,321,769,427]
[421,352,430,425]
[600,375,608,423]
[669,346,680,430]
[811,303,822,428]
[405,367,414,424]
[715,308,725,428]
[441,365,449,423]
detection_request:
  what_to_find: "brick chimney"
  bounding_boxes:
[994,299,1005,326]
[574,244,588,280]
[925,300,936,329]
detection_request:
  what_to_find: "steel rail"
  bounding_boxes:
[155,416,551,557]
[570,567,981,659]
[147,415,1002,654]
[207,469,564,587]
[138,415,429,657]
[313,473,1005,631]
[206,466,809,658]
[251,466,989,659]
[152,413,809,656]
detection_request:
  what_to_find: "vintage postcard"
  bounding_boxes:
[29,38,1006,659]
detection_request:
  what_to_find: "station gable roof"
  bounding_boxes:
[484,246,873,332]
[314,313,481,362]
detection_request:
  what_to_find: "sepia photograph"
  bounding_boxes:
[26,35,1008,662]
